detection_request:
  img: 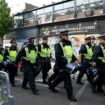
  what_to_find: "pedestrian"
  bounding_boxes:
[49,31,77,102]
[4,39,18,86]
[15,37,39,95]
[38,37,51,84]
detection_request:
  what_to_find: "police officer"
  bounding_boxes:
[4,39,18,86]
[91,36,96,52]
[49,31,77,102]
[38,37,51,83]
[76,36,93,85]
[0,44,4,71]
[91,35,105,93]
[15,37,39,95]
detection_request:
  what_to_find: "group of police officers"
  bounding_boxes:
[0,31,105,102]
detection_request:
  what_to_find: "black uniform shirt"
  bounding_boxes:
[92,45,104,66]
[55,39,76,69]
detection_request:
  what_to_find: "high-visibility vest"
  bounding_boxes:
[24,47,37,64]
[84,45,93,60]
[0,54,3,63]
[98,45,105,63]
[8,50,17,62]
[40,44,51,57]
[60,42,73,63]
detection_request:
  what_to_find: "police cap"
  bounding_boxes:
[85,37,91,40]
[28,37,35,41]
[10,39,16,43]
[60,30,69,36]
[90,36,95,40]
[97,35,105,40]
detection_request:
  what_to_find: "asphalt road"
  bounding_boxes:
[10,70,105,105]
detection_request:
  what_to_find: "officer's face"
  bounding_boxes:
[91,39,95,44]
[11,42,17,47]
[62,35,69,40]
[43,39,48,44]
[99,38,105,44]
[29,39,34,45]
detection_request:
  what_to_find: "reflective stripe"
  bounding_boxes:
[40,44,51,57]
[84,45,93,60]
[60,42,73,63]
[98,45,105,63]
[24,47,37,64]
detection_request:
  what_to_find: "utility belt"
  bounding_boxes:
[23,59,36,65]
[39,57,50,63]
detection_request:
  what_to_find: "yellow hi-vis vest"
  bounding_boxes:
[0,54,3,63]
[60,42,73,63]
[24,47,37,64]
[8,50,17,62]
[98,45,105,63]
[40,44,51,57]
[84,45,93,60]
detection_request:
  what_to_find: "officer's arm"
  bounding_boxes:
[3,49,9,61]
[37,44,41,57]
[15,49,26,64]
[92,45,102,63]
[54,43,68,65]
[79,44,87,62]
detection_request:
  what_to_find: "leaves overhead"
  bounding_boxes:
[0,0,12,37]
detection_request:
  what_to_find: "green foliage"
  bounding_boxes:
[0,0,12,37]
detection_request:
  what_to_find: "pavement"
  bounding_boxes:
[10,68,105,105]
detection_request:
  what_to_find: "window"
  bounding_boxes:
[37,9,44,15]
[54,4,63,11]
[14,15,23,28]
[64,1,74,9]
[44,7,53,13]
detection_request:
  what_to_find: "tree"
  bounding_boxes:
[0,0,12,39]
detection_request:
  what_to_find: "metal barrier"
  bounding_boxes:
[0,71,14,105]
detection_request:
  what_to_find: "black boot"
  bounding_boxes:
[49,87,59,93]
[68,96,77,102]
[32,89,39,95]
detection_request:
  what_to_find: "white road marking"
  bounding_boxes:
[69,81,88,105]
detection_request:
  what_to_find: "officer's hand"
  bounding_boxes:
[75,60,79,64]
[90,62,96,67]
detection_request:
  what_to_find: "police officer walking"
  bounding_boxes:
[15,38,39,95]
[49,31,77,102]
[0,44,4,71]
[91,35,105,94]
[38,37,51,84]
[76,37,93,85]
[4,39,18,86]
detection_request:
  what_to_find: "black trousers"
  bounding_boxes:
[41,58,51,82]
[0,63,3,71]
[50,71,73,98]
[93,66,105,90]
[22,64,37,91]
[7,63,17,85]
[77,62,91,83]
